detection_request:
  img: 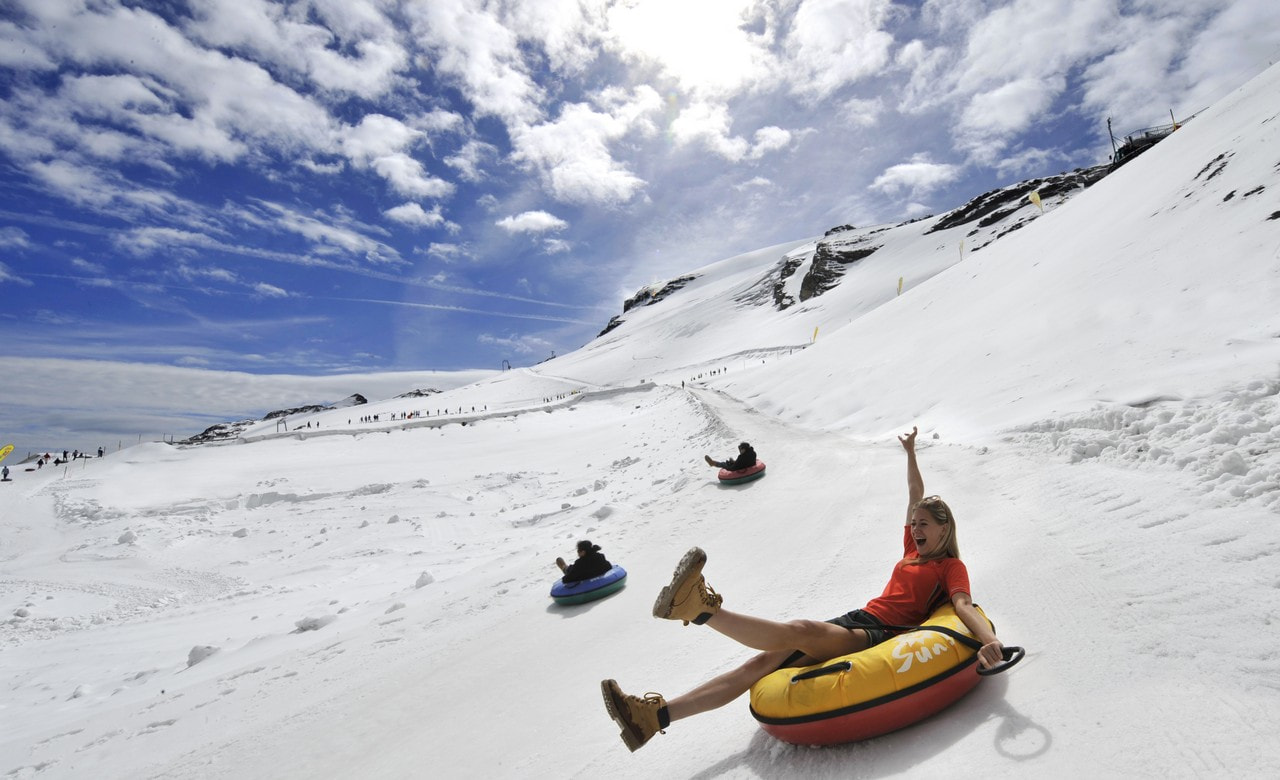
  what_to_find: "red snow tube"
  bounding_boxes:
[718,461,766,484]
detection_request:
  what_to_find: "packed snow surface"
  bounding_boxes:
[4,64,1280,779]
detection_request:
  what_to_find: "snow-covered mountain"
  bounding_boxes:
[3,63,1280,779]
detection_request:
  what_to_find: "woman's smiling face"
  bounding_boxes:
[909,507,949,557]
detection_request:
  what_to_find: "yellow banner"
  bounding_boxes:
[0,444,13,463]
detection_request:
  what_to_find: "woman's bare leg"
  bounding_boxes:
[702,609,871,660]
[665,649,795,721]
[665,619,872,722]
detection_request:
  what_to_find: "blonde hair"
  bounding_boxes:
[905,495,960,563]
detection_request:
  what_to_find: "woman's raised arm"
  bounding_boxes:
[899,426,923,523]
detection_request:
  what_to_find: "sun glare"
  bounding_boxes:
[606,0,769,97]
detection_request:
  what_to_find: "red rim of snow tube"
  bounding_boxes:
[718,461,766,484]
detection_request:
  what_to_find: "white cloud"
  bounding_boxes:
[1176,1,1280,111]
[408,109,466,135]
[403,0,544,125]
[956,77,1063,163]
[342,114,421,164]
[419,243,473,263]
[748,126,793,158]
[505,0,607,73]
[343,115,454,200]
[27,159,179,214]
[994,146,1067,179]
[444,140,497,183]
[253,282,289,298]
[670,102,749,161]
[0,0,342,208]
[115,227,222,257]
[605,0,773,99]
[187,0,407,99]
[953,0,1116,94]
[385,202,451,230]
[840,97,886,127]
[870,155,961,197]
[0,226,30,248]
[477,332,554,356]
[176,264,239,285]
[542,238,573,254]
[783,0,896,100]
[511,92,657,205]
[71,257,105,274]
[0,261,32,285]
[961,76,1062,136]
[259,202,401,263]
[495,211,568,234]
[371,154,455,199]
[669,105,790,162]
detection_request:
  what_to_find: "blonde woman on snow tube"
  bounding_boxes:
[600,426,1022,753]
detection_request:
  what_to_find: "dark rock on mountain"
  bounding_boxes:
[604,164,1115,330]
[598,274,699,336]
[770,256,805,309]
[262,393,366,420]
[799,237,881,303]
[927,165,1109,235]
[181,420,257,444]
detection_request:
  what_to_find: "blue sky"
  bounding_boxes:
[2,0,1278,382]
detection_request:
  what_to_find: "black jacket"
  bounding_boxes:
[724,446,757,471]
[562,550,613,583]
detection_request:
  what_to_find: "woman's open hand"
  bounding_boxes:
[898,426,918,452]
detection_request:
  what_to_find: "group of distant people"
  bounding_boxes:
[5,447,107,479]
[354,406,488,425]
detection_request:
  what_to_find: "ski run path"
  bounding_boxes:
[4,379,1278,778]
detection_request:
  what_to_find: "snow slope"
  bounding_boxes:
[3,63,1280,779]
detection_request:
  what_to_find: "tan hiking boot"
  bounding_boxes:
[601,679,666,752]
[652,547,722,625]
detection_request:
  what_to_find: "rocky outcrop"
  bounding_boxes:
[927,165,1110,235]
[597,274,698,336]
[181,420,257,444]
[261,393,366,420]
[396,389,441,398]
[770,256,805,309]
[798,236,881,303]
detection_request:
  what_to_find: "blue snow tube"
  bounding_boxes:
[551,565,628,605]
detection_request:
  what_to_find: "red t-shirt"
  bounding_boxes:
[862,526,971,626]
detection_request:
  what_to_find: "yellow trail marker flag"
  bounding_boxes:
[0,444,13,463]
[1028,190,1043,212]
[897,276,903,295]
[812,326,819,343]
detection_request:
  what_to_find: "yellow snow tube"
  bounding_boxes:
[749,603,993,745]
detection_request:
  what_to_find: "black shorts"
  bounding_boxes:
[776,609,890,670]
[827,608,890,648]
